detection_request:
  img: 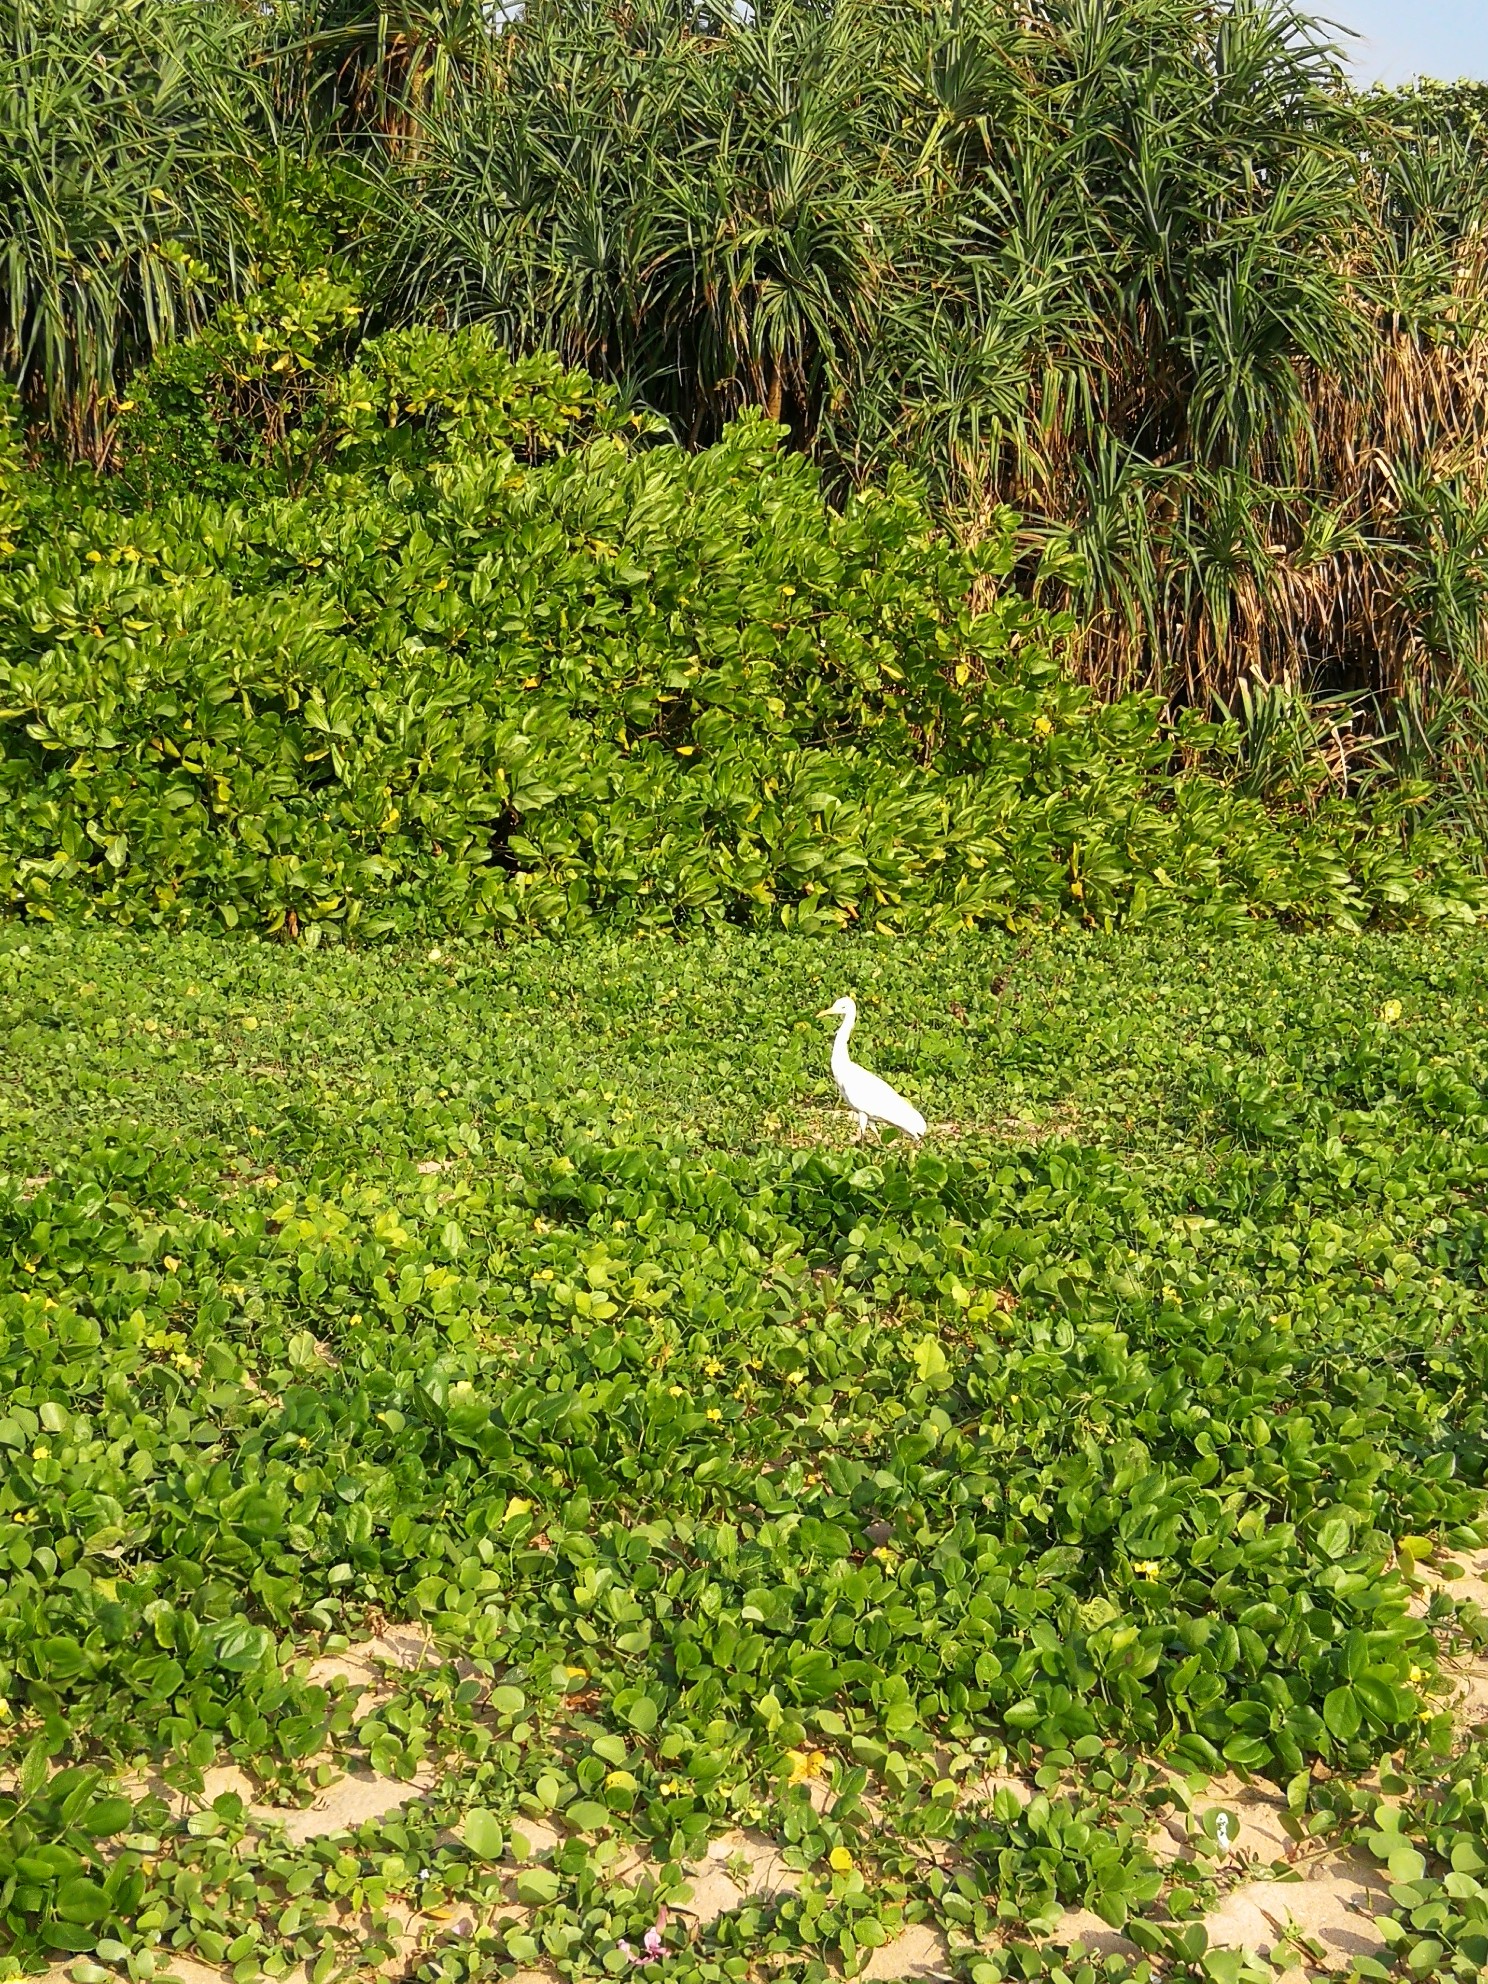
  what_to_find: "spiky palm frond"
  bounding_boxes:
[0,0,273,456]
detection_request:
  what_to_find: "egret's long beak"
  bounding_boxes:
[815,1007,835,1019]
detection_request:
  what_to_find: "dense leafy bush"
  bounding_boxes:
[380,0,1488,797]
[1,333,1481,941]
[1,925,1486,1980]
[110,271,364,505]
[5,0,1488,841]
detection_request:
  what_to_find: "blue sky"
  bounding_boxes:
[1318,2,1488,84]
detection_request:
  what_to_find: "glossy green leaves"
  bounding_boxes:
[1,921,1486,1980]
[1,369,1481,941]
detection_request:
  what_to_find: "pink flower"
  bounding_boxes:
[619,1911,669,1965]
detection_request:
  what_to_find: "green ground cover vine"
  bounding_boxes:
[2,925,1487,1982]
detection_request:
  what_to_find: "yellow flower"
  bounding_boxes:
[828,1846,854,1872]
[163,1255,180,1272]
[1133,1560,1161,1579]
[1409,1664,1426,1683]
[1034,715,1054,736]
[704,1360,723,1376]
[1380,999,1403,1024]
[0,1696,10,1723]
[241,1015,258,1031]
[787,1749,827,1784]
[705,1407,722,1422]
[31,1446,47,1462]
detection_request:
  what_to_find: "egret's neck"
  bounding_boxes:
[831,1010,856,1073]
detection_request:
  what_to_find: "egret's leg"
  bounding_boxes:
[854,1112,868,1140]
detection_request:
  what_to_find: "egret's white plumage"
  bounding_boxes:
[818,996,926,1141]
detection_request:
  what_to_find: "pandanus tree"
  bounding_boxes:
[384,0,908,443]
[278,0,505,143]
[879,0,1488,775]
[0,0,273,459]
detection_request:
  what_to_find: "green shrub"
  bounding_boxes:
[112,301,636,503]
[112,270,363,503]
[1,332,1482,941]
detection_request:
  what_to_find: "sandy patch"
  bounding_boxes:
[149,1763,259,1819]
[1047,1910,1141,1959]
[42,1962,227,1984]
[135,1753,434,1847]
[678,1828,802,1917]
[1403,1544,1488,1620]
[1427,1546,1488,1614]
[307,1624,441,1689]
[860,1921,953,1980]
[1401,1544,1488,1734]
[275,1763,437,1844]
[1201,1847,1391,1967]
[1446,1658,1488,1733]
[1148,1770,1295,1869]
[508,1818,562,1860]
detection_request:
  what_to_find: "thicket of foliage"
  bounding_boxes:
[2,329,1482,939]
[2,927,1487,1980]
[0,0,272,459]
[379,0,1488,835]
[3,0,1488,860]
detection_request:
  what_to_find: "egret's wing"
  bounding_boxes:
[841,1063,926,1137]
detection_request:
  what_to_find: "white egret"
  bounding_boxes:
[817,996,926,1141]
